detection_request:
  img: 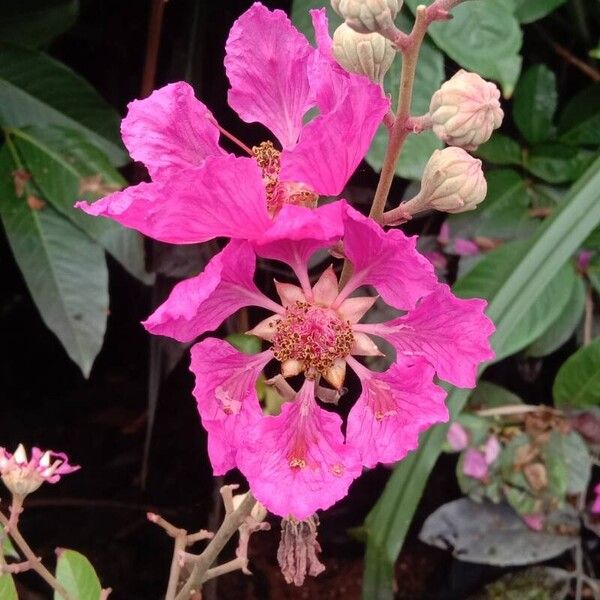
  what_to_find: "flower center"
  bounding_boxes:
[272,301,354,378]
[252,141,318,215]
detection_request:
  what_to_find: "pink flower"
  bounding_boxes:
[447,422,469,451]
[454,238,480,257]
[147,203,494,518]
[76,4,389,246]
[592,483,600,514]
[522,513,544,531]
[462,435,500,481]
[0,444,79,497]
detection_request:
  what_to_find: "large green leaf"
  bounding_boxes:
[0,43,126,165]
[524,143,594,184]
[526,275,585,357]
[0,145,108,377]
[0,0,78,48]
[553,339,600,408]
[406,0,522,96]
[513,65,557,145]
[10,126,151,283]
[0,573,17,600]
[363,156,600,600]
[54,549,102,600]
[558,84,600,146]
[476,133,522,166]
[512,0,567,24]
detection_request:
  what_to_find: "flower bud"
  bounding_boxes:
[331,0,401,35]
[420,147,487,213]
[429,70,503,151]
[332,24,395,84]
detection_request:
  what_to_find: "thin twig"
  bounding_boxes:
[165,531,187,600]
[140,0,169,98]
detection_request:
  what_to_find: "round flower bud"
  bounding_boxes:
[420,147,487,213]
[332,24,395,84]
[331,0,401,35]
[429,70,503,151]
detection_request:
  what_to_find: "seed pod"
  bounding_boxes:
[331,0,401,35]
[429,70,503,150]
[420,147,487,213]
[332,23,395,84]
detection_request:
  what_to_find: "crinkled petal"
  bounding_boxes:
[225,2,314,148]
[346,357,448,468]
[237,379,361,519]
[76,155,270,244]
[121,82,225,179]
[255,201,345,275]
[144,241,282,342]
[280,57,389,196]
[358,284,495,387]
[336,206,437,310]
[190,338,272,474]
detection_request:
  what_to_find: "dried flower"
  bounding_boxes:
[277,515,325,586]
[331,0,401,35]
[419,147,487,213]
[332,24,395,84]
[430,70,503,150]
[0,444,79,498]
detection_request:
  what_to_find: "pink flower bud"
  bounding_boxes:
[429,70,503,150]
[331,0,401,35]
[420,147,487,213]
[0,444,79,498]
[332,24,395,84]
[447,422,469,451]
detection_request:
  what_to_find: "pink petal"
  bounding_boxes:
[121,82,225,179]
[358,285,495,387]
[312,266,339,306]
[280,61,389,196]
[483,435,501,464]
[522,513,544,531]
[310,9,334,60]
[447,422,469,451]
[143,241,282,342]
[454,238,480,256]
[190,338,271,474]
[255,201,345,278]
[336,206,437,311]
[225,3,314,148]
[337,296,377,324]
[463,448,488,480]
[346,357,448,468]
[592,483,600,514]
[76,155,271,244]
[237,379,362,519]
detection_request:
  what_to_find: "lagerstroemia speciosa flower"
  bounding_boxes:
[76,4,389,245]
[143,204,494,518]
[0,444,79,497]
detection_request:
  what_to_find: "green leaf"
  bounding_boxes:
[0,0,78,48]
[0,145,108,377]
[524,144,594,184]
[0,573,17,600]
[558,84,600,146]
[406,0,522,96]
[2,530,19,560]
[476,133,522,166]
[226,333,262,355]
[447,169,537,242]
[542,432,569,498]
[589,254,600,295]
[9,126,151,283]
[0,43,126,165]
[468,380,524,410]
[562,431,591,494]
[366,13,444,180]
[553,339,600,408]
[512,0,567,24]
[526,275,585,357]
[455,242,576,361]
[513,65,557,144]
[54,549,102,600]
[363,155,600,600]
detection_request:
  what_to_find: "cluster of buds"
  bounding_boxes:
[331,0,401,35]
[0,444,79,498]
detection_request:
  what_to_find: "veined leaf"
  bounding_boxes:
[553,339,600,408]
[10,126,151,283]
[0,0,78,48]
[0,43,126,165]
[363,156,600,600]
[405,0,522,96]
[54,549,102,600]
[0,144,108,377]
